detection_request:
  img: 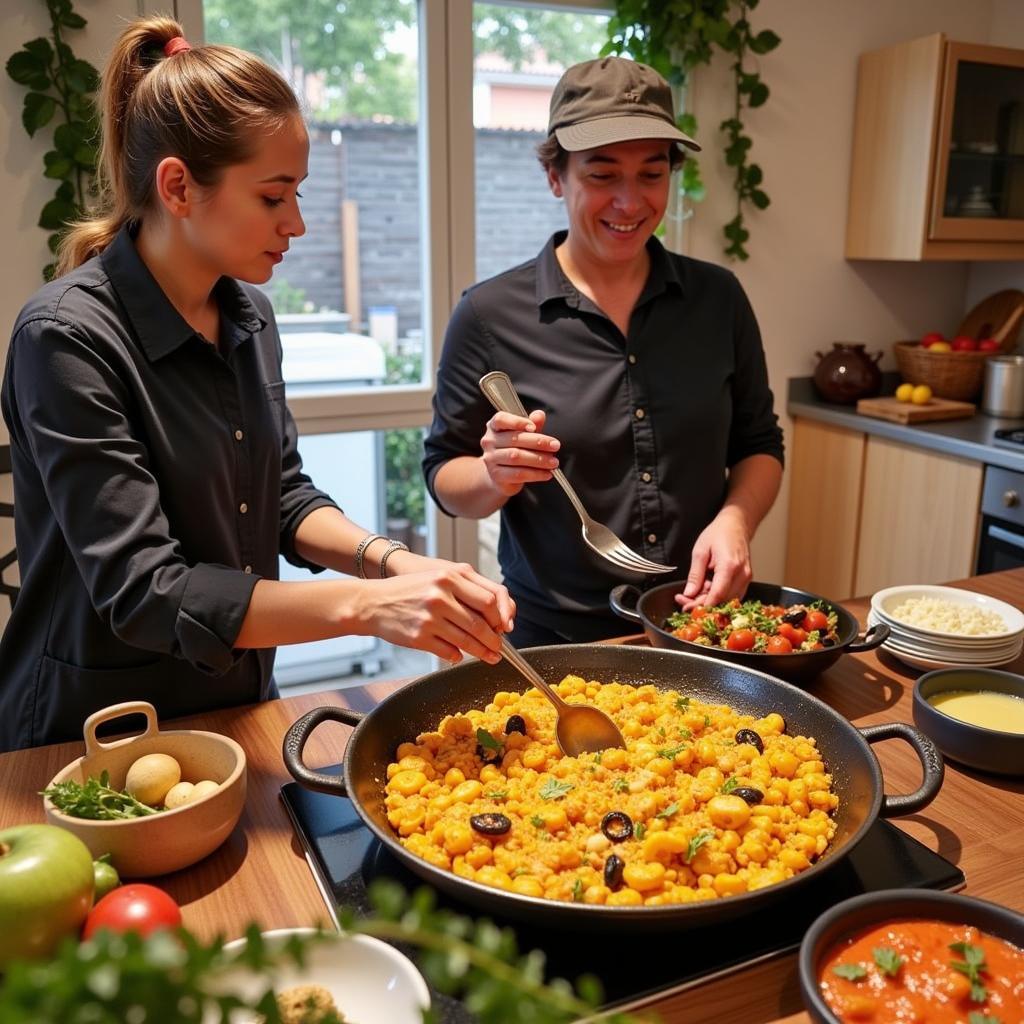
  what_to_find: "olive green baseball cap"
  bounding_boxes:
[547,56,700,153]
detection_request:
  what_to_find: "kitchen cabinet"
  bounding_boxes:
[785,418,983,597]
[846,33,1024,260]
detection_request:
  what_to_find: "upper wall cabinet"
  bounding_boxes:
[846,33,1024,260]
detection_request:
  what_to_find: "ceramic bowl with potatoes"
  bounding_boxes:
[42,701,246,877]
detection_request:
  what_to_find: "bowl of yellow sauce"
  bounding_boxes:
[913,668,1024,776]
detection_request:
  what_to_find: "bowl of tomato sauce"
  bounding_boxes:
[799,889,1024,1023]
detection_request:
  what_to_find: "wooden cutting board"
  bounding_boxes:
[856,395,976,423]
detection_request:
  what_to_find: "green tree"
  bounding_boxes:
[474,6,607,68]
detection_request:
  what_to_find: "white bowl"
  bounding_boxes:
[870,585,1024,641]
[209,928,430,1024]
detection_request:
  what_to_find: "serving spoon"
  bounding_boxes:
[498,636,627,757]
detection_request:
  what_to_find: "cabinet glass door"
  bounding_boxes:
[931,43,1024,241]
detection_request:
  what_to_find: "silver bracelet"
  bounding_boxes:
[378,539,410,578]
[354,533,387,579]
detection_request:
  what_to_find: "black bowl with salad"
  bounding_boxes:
[609,581,890,685]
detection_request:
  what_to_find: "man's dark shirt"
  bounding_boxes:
[423,232,784,642]
[0,225,338,751]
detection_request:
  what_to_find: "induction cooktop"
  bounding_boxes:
[280,774,964,1024]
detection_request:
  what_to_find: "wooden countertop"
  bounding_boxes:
[3,569,1023,1023]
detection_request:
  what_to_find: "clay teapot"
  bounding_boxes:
[813,343,883,405]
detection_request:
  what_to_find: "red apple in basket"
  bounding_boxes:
[920,331,945,347]
[951,336,978,352]
[978,338,1001,352]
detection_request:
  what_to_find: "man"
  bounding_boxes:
[423,56,783,646]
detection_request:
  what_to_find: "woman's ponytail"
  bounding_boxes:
[57,16,297,276]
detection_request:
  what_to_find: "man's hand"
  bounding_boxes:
[675,507,752,611]
[479,409,560,497]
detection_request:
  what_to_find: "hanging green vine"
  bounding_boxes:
[605,0,780,260]
[5,0,99,280]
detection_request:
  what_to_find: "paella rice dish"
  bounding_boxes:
[384,676,839,906]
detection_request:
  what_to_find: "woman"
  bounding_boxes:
[0,17,513,752]
[423,56,783,647]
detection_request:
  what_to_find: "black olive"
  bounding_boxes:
[470,813,512,836]
[820,635,835,648]
[505,714,527,736]
[476,744,501,764]
[734,728,764,754]
[604,853,625,890]
[782,606,807,625]
[600,810,634,843]
[731,786,764,805]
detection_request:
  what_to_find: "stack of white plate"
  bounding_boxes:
[869,584,1024,671]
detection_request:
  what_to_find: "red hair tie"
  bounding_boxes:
[164,37,191,57]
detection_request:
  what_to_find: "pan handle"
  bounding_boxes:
[609,584,643,624]
[859,722,944,817]
[282,706,364,796]
[845,621,890,653]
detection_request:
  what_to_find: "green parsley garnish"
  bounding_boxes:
[530,815,545,829]
[476,727,503,752]
[872,946,904,977]
[593,751,602,764]
[613,778,629,793]
[703,714,711,729]
[41,770,160,820]
[675,695,691,709]
[655,802,679,819]
[539,778,574,801]
[685,830,714,863]
[968,1013,1002,1024]
[635,822,647,841]
[950,942,989,1003]
[657,743,688,760]
[721,777,739,794]
[832,963,867,981]
[486,790,507,801]
[572,878,584,902]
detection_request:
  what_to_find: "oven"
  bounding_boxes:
[976,463,1024,574]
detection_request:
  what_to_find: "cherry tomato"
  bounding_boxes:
[778,623,807,646]
[766,634,793,654]
[802,610,829,633]
[725,628,756,651]
[677,624,702,642]
[82,883,182,939]
[690,607,708,621]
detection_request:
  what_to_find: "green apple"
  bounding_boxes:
[0,824,95,969]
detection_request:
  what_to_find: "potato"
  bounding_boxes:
[125,753,181,807]
[190,779,220,802]
[163,781,195,809]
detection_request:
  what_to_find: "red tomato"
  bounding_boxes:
[951,336,978,352]
[690,607,708,621]
[725,628,756,651]
[766,634,793,654]
[678,624,701,642]
[778,623,807,646]
[802,610,829,633]
[83,884,182,939]
[978,338,1001,352]
[920,331,945,347]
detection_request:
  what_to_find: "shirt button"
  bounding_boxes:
[635,408,645,419]
[239,502,248,514]
[244,565,253,574]
[628,354,637,365]
[641,472,652,483]
[647,533,657,544]
[234,429,244,441]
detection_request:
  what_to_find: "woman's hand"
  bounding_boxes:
[675,508,753,611]
[479,409,560,497]
[354,555,515,664]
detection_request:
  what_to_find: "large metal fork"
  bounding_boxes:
[479,371,676,576]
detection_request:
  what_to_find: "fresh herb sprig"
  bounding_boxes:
[41,770,159,819]
[832,962,867,981]
[685,830,714,864]
[872,946,904,977]
[950,941,989,1003]
[539,778,573,801]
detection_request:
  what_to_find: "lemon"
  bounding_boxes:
[895,383,914,402]
[911,384,933,405]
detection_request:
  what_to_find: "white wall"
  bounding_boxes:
[686,0,1003,589]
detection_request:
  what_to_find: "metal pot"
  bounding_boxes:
[283,645,940,931]
[609,581,890,685]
